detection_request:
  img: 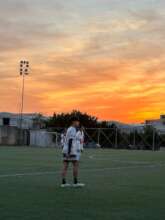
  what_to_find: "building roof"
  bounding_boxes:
[0,112,45,119]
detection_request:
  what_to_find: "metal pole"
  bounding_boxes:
[19,60,29,145]
[56,132,58,148]
[97,128,101,147]
[20,73,25,130]
[152,129,156,151]
[115,128,118,149]
[133,129,136,147]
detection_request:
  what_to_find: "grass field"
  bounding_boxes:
[0,147,165,220]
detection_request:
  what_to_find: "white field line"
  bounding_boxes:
[0,171,59,178]
[109,160,154,165]
[0,163,164,179]
[88,156,161,164]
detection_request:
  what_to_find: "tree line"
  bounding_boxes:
[40,110,164,150]
[46,110,109,128]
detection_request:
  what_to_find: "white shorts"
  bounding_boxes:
[63,151,81,162]
[76,152,81,161]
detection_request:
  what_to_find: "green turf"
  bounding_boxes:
[0,147,165,220]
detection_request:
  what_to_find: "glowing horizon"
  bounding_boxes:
[0,0,165,123]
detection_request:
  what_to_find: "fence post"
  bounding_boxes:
[133,129,136,147]
[55,132,58,147]
[152,129,156,151]
[97,128,101,146]
[115,128,118,149]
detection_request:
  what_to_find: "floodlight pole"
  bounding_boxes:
[19,60,29,133]
[20,73,25,130]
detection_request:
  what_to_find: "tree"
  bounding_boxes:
[143,125,157,150]
[46,110,98,129]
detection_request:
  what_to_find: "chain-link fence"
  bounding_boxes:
[84,128,165,150]
[29,127,165,150]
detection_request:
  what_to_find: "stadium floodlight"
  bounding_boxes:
[20,60,29,76]
[19,60,30,131]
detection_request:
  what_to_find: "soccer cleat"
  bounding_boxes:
[61,183,71,188]
[72,183,85,188]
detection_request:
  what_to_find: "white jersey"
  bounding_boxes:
[62,126,78,155]
[76,131,84,151]
[66,126,77,141]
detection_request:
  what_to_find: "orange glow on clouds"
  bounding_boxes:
[0,0,165,123]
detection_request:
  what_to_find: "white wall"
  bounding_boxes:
[30,130,58,147]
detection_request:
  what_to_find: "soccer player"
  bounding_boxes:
[61,117,84,187]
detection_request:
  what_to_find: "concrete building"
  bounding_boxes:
[0,112,49,146]
[0,112,47,129]
[146,115,165,134]
[107,121,144,133]
[108,115,165,134]
[0,126,29,146]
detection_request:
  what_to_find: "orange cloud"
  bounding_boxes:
[0,1,165,123]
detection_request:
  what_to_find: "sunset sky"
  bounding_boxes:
[0,0,165,123]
